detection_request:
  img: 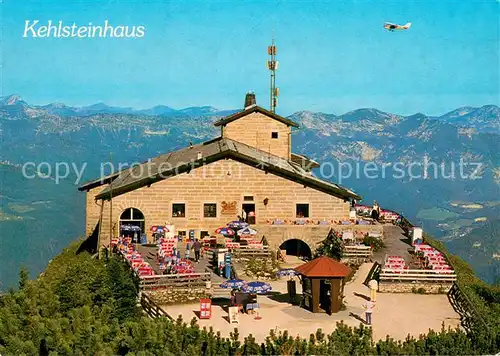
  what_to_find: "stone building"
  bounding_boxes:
[78,94,361,254]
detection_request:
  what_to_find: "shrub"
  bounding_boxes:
[362,235,386,252]
[244,253,279,280]
[2,237,499,355]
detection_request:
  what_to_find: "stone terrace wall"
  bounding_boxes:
[145,287,210,306]
[379,281,453,294]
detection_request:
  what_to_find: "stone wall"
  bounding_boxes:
[222,112,291,159]
[84,158,351,246]
[145,288,210,305]
[379,281,453,294]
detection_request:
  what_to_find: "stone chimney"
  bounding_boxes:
[244,92,256,109]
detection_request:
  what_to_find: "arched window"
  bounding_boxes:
[119,207,145,238]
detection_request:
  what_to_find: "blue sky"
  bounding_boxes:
[3,0,499,116]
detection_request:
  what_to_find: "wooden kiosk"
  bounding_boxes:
[294,256,351,314]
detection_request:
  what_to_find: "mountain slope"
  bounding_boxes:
[0,96,499,288]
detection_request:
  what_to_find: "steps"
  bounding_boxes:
[211,285,232,298]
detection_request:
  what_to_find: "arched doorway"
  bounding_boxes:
[119,207,145,241]
[279,239,312,260]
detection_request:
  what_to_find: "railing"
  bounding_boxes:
[447,282,488,334]
[343,245,373,258]
[364,262,381,286]
[380,268,457,282]
[140,293,172,319]
[232,247,271,259]
[118,250,211,291]
[391,209,494,337]
[138,272,211,291]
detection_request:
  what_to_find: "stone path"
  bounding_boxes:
[373,225,414,264]
[163,261,460,343]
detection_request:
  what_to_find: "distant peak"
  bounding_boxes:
[84,102,109,109]
[1,94,24,105]
[44,102,67,108]
[407,112,427,119]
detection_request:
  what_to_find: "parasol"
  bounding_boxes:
[241,281,272,294]
[120,224,141,232]
[227,221,249,229]
[151,225,170,233]
[219,279,247,289]
[236,227,258,236]
[215,227,235,236]
[276,268,299,277]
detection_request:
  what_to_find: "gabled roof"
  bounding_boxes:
[78,172,120,191]
[294,256,352,278]
[213,105,300,128]
[85,137,361,201]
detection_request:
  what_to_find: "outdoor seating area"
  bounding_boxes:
[414,244,453,273]
[383,255,408,271]
[266,218,377,226]
[382,247,453,275]
[112,238,156,276]
[211,222,265,250]
[355,205,400,222]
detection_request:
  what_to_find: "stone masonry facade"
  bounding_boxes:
[221,112,291,159]
[85,159,350,247]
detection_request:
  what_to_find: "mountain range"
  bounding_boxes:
[1,94,499,289]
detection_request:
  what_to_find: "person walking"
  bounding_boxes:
[363,299,375,325]
[371,201,380,221]
[368,279,378,302]
[185,241,191,260]
[192,238,202,263]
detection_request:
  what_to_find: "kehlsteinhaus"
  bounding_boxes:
[78,93,362,254]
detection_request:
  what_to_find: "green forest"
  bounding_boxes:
[1,240,499,355]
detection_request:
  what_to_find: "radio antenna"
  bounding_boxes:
[267,36,279,113]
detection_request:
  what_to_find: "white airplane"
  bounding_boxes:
[384,22,412,31]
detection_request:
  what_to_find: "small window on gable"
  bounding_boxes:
[271,131,279,139]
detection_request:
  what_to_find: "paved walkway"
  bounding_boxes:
[373,225,414,264]
[162,262,460,343]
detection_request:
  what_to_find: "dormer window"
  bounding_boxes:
[271,132,279,139]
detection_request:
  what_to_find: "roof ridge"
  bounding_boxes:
[214,105,299,128]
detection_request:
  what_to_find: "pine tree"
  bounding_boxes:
[316,229,344,260]
[18,265,29,290]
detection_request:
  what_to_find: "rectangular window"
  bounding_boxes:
[296,203,310,218]
[200,231,210,239]
[271,131,279,139]
[178,230,186,238]
[204,203,217,218]
[172,203,186,217]
[243,195,254,201]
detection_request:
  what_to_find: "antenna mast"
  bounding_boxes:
[267,37,279,113]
